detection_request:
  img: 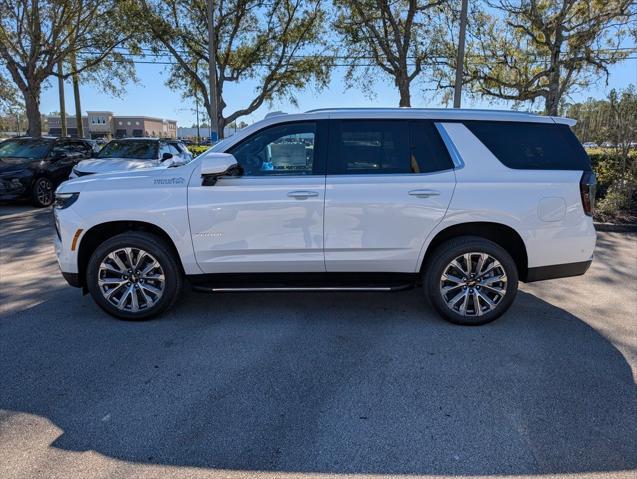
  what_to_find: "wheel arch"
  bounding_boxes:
[76,220,184,290]
[421,222,529,281]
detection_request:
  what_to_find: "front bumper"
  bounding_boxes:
[62,272,81,288]
[53,206,84,277]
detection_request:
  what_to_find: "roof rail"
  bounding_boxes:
[305,107,540,115]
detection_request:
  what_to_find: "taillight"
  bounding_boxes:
[579,171,596,216]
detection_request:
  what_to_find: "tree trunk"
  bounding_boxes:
[545,67,561,116]
[545,43,562,116]
[58,62,67,137]
[218,117,226,139]
[397,76,411,107]
[24,85,42,137]
[71,53,83,138]
[545,89,560,116]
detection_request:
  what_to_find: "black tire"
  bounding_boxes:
[31,177,54,207]
[86,232,182,320]
[423,236,519,326]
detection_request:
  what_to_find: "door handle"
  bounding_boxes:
[408,189,440,198]
[287,190,319,199]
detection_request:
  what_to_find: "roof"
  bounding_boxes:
[213,107,576,154]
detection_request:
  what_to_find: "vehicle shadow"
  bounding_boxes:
[1,287,635,476]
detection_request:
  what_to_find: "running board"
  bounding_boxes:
[191,283,414,293]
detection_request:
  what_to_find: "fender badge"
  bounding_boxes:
[154,177,185,185]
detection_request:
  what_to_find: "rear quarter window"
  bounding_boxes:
[464,121,591,171]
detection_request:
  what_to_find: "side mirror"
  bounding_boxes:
[163,156,187,168]
[161,152,173,161]
[200,153,242,186]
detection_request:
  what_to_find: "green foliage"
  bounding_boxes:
[589,150,637,189]
[454,0,635,115]
[567,85,637,150]
[0,72,21,114]
[130,0,332,134]
[596,185,635,222]
[566,85,637,222]
[333,0,448,106]
[188,145,211,157]
[0,0,137,136]
[589,149,637,222]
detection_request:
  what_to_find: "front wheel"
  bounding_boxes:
[423,236,519,326]
[31,177,54,207]
[86,232,182,320]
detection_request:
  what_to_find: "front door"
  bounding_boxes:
[188,121,327,273]
[324,119,456,272]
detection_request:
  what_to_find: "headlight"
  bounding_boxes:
[54,192,80,209]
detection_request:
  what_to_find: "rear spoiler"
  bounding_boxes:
[550,116,577,127]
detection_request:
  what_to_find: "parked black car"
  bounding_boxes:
[0,137,95,207]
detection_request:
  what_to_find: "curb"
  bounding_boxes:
[594,222,637,233]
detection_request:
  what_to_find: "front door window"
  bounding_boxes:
[228,122,317,176]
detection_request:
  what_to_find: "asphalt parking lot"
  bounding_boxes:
[0,204,635,479]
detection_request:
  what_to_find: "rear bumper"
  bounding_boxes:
[524,260,592,282]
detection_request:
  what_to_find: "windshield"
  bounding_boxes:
[97,140,158,160]
[0,139,53,159]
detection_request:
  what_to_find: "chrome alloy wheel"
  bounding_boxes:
[439,252,508,317]
[98,248,165,312]
[35,178,53,206]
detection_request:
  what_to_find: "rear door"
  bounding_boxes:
[324,119,456,272]
[188,120,327,273]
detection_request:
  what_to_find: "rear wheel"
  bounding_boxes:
[31,177,54,207]
[86,232,182,320]
[423,236,518,325]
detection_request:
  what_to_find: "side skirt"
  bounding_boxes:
[187,272,418,293]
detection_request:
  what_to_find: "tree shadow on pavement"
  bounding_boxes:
[1,288,635,476]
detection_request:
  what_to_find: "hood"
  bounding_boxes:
[74,157,161,174]
[57,158,198,195]
[0,157,39,176]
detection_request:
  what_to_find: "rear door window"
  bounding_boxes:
[328,119,454,174]
[328,120,410,174]
[409,120,454,173]
[464,121,591,170]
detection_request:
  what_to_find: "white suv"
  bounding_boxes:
[68,138,192,179]
[54,109,596,325]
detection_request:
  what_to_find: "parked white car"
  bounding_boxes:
[582,142,598,148]
[54,108,596,325]
[69,138,192,178]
